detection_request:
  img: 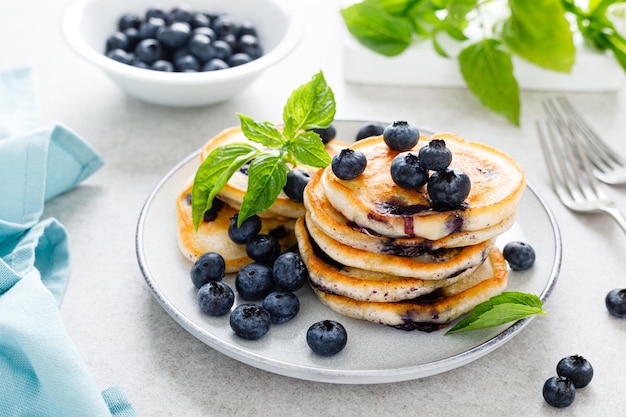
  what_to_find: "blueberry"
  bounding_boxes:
[227,52,252,67]
[202,198,225,222]
[190,252,226,288]
[419,139,452,171]
[283,169,311,203]
[105,31,129,52]
[262,291,300,324]
[311,124,336,144]
[355,123,385,141]
[228,213,262,244]
[145,7,167,21]
[331,148,367,180]
[229,304,271,340]
[306,320,348,356]
[212,39,233,61]
[502,241,536,271]
[132,60,150,69]
[543,376,575,408]
[272,252,308,291]
[556,355,593,388]
[193,26,217,41]
[237,21,258,37]
[202,58,229,71]
[605,288,626,318]
[157,22,191,49]
[246,234,281,263]
[197,281,234,316]
[390,152,429,190]
[138,17,166,40]
[220,33,238,51]
[123,28,140,50]
[169,5,194,24]
[118,13,141,31]
[235,262,274,300]
[237,34,263,59]
[106,48,135,65]
[151,59,174,72]
[191,12,211,29]
[213,15,239,37]
[426,168,471,209]
[174,53,200,72]
[188,33,216,62]
[134,38,163,65]
[383,121,420,151]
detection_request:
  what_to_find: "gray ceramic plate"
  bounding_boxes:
[136,120,562,384]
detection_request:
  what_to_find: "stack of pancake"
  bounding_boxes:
[295,132,526,331]
[176,126,348,273]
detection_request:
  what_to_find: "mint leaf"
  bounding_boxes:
[458,39,520,126]
[445,292,546,334]
[286,131,332,168]
[502,0,575,72]
[283,71,336,132]
[238,114,286,147]
[191,143,260,229]
[238,154,289,224]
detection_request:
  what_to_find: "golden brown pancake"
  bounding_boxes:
[321,133,526,240]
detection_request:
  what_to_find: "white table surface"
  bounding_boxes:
[4,0,626,415]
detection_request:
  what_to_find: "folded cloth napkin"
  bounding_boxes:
[0,67,139,417]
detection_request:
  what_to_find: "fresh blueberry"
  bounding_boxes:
[134,38,163,65]
[235,262,274,301]
[502,241,536,271]
[138,17,165,40]
[306,320,348,356]
[197,281,234,316]
[105,31,129,52]
[390,152,429,190]
[193,26,217,41]
[213,15,239,37]
[132,60,150,69]
[169,5,194,24]
[123,27,140,50]
[228,213,262,244]
[419,139,452,171]
[229,304,271,340]
[118,13,141,31]
[202,58,229,71]
[283,169,311,203]
[151,59,175,72]
[212,39,233,61]
[220,33,238,51]
[355,123,385,141]
[106,48,135,65]
[188,33,215,62]
[202,198,225,222]
[262,291,300,324]
[543,376,575,408]
[427,168,471,209]
[312,124,336,144]
[237,21,258,37]
[331,148,367,180]
[383,121,420,151]
[190,252,226,288]
[191,12,211,29]
[556,355,593,388]
[227,52,252,67]
[157,22,191,49]
[605,288,626,318]
[237,34,263,59]
[145,7,167,21]
[246,234,281,263]
[272,252,308,291]
[174,53,200,72]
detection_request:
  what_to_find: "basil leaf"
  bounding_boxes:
[502,0,575,72]
[287,131,332,168]
[238,154,289,225]
[458,39,520,126]
[341,2,413,56]
[446,291,546,334]
[191,143,260,230]
[283,71,336,132]
[238,113,286,147]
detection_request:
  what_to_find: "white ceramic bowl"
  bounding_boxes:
[62,0,301,107]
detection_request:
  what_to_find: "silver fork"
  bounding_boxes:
[536,117,626,234]
[542,96,626,185]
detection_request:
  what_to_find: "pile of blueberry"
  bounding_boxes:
[330,121,472,210]
[543,355,593,408]
[104,5,263,72]
[191,211,348,355]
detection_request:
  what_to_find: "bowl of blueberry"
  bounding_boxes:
[62,0,301,107]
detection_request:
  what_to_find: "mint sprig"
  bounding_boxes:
[191,71,335,229]
[445,291,547,335]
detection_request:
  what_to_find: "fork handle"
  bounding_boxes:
[603,206,626,235]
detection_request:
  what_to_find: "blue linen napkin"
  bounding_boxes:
[0,67,139,417]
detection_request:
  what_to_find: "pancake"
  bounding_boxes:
[176,180,296,273]
[303,214,494,280]
[321,133,526,240]
[296,216,492,302]
[310,246,508,331]
[304,168,517,255]
[199,126,350,219]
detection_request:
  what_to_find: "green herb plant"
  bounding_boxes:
[191,71,336,230]
[445,291,547,334]
[341,0,626,126]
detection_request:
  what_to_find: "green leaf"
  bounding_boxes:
[191,143,261,230]
[445,291,546,334]
[282,71,336,132]
[238,154,289,225]
[287,131,332,168]
[340,1,414,56]
[458,39,520,125]
[238,113,286,147]
[502,0,575,72]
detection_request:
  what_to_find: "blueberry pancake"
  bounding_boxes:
[321,133,526,240]
[200,126,349,219]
